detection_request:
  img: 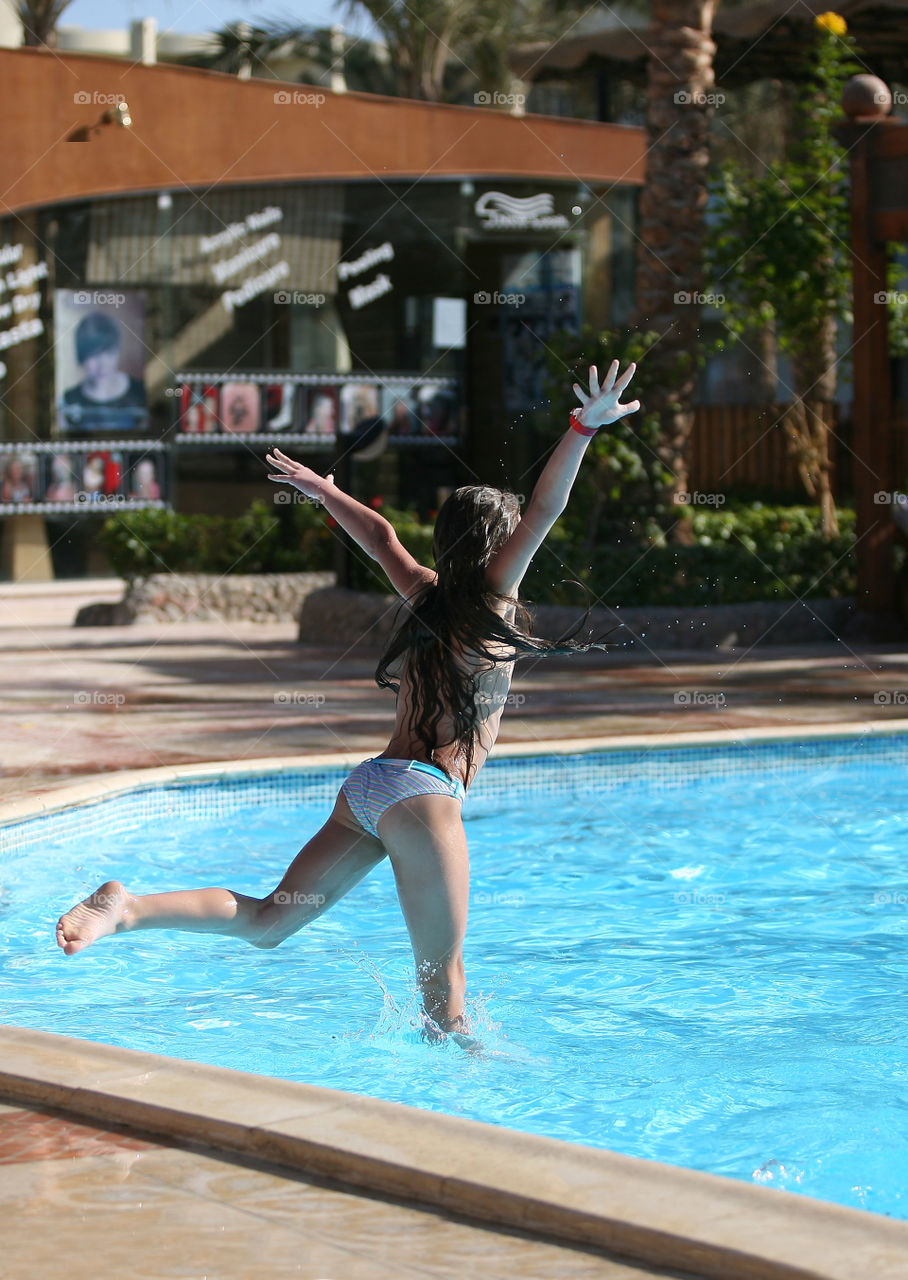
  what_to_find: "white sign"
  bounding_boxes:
[0,243,46,380]
[202,205,287,313]
[337,241,394,281]
[474,191,569,231]
[348,273,393,311]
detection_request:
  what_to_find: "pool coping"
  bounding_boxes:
[1,1023,907,1280]
[2,716,908,827]
[5,721,908,1279]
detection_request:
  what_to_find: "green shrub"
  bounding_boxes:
[98,500,333,581]
[99,499,857,607]
[522,502,856,608]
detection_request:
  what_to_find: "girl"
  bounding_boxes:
[56,362,640,1037]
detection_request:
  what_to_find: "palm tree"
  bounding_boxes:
[633,0,722,538]
[341,0,591,104]
[17,0,72,47]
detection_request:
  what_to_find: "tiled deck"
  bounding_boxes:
[0,1100,692,1280]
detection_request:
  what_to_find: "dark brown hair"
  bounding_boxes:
[375,485,610,783]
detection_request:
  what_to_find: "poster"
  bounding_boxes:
[42,451,80,502]
[382,383,418,437]
[126,452,162,500]
[0,450,37,503]
[220,381,261,434]
[179,383,220,433]
[54,290,148,434]
[339,383,380,436]
[414,384,459,438]
[302,386,338,437]
[77,448,124,502]
[262,380,296,433]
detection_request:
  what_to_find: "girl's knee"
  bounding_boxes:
[250,890,317,947]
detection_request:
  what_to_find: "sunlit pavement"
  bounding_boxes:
[2,610,907,807]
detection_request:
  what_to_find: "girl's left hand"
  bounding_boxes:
[265,447,335,500]
[572,361,640,429]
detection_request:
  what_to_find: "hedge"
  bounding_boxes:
[99,500,857,607]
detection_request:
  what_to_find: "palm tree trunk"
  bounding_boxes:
[788,311,840,536]
[635,0,719,542]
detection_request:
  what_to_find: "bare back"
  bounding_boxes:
[378,588,517,787]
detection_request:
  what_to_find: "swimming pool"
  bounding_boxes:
[3,731,908,1222]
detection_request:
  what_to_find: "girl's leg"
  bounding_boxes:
[376,793,470,1032]
[56,791,386,956]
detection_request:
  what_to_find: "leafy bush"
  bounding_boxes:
[98,500,334,581]
[522,502,856,608]
[99,499,856,607]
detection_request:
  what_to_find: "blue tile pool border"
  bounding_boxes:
[2,726,907,855]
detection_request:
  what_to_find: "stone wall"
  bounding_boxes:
[75,572,335,625]
[297,587,861,652]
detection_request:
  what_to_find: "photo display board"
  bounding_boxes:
[0,441,168,514]
[172,373,462,447]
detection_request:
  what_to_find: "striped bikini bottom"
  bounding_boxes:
[341,757,466,839]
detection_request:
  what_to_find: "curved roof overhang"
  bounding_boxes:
[0,47,645,217]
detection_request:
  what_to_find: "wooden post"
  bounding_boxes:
[847,124,893,615]
[834,80,906,620]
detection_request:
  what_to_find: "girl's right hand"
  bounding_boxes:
[572,361,640,429]
[265,447,335,500]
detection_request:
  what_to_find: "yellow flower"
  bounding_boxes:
[815,11,847,35]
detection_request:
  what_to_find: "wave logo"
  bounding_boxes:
[474,190,569,230]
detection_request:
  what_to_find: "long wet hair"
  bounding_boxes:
[375,485,613,783]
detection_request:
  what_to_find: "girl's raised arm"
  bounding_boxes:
[265,448,434,600]
[485,361,639,598]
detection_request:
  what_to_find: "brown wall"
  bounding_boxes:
[0,48,645,214]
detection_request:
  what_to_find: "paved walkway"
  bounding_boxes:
[2,612,908,806]
[0,1098,697,1280]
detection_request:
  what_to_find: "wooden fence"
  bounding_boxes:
[689,403,833,497]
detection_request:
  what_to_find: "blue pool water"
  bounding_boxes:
[3,739,908,1219]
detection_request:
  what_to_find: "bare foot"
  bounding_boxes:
[56,880,134,956]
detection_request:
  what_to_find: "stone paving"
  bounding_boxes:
[2,612,908,806]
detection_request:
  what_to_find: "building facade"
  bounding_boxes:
[0,47,644,579]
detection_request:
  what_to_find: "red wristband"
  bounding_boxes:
[570,408,598,437]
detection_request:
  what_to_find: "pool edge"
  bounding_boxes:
[6,724,908,1279]
[0,1023,905,1280]
[3,717,908,827]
